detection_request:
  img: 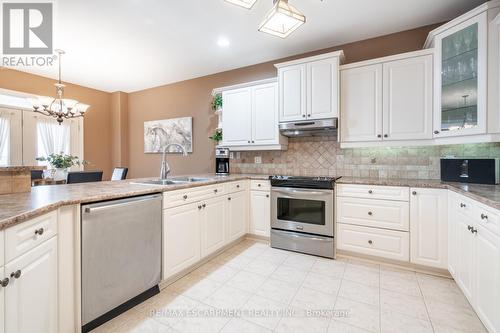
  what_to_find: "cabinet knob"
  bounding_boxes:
[236,185,240,188]
[10,270,21,279]
[368,240,373,245]
[266,194,269,198]
[307,114,311,117]
[228,197,232,201]
[214,189,218,193]
[412,191,417,196]
[368,190,373,194]
[183,195,188,200]
[368,211,373,216]
[434,130,440,135]
[377,134,382,138]
[302,114,306,118]
[248,140,251,143]
[384,134,388,138]
[34,228,44,236]
[258,184,261,187]
[481,213,488,220]
[252,141,255,143]
[0,278,9,288]
[460,203,466,208]
[198,205,202,210]
[202,203,206,208]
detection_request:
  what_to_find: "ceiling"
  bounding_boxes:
[12,0,485,93]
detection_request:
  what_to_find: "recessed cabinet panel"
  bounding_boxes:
[252,83,279,145]
[222,88,252,145]
[226,191,248,242]
[383,55,433,140]
[250,191,271,237]
[340,64,383,142]
[5,237,58,333]
[307,58,339,119]
[456,211,475,302]
[201,197,226,258]
[279,65,306,122]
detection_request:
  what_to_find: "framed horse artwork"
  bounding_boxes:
[144,117,193,153]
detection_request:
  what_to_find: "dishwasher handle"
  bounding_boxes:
[83,194,162,214]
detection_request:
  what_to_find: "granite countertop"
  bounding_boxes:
[0,174,269,230]
[337,177,500,210]
[0,166,46,172]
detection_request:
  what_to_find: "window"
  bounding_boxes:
[36,119,71,166]
[0,115,10,166]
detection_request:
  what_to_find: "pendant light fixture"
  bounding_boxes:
[224,0,258,9]
[259,0,306,38]
[30,49,90,125]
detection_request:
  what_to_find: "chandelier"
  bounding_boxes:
[30,49,90,125]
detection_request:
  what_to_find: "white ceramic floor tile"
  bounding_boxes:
[347,259,380,272]
[419,277,471,308]
[328,319,373,333]
[172,304,231,333]
[380,273,421,297]
[244,258,280,277]
[275,311,330,333]
[194,262,240,283]
[311,258,346,278]
[169,274,223,301]
[259,247,290,265]
[256,277,301,304]
[290,286,337,310]
[338,280,380,307]
[426,298,487,333]
[282,253,317,271]
[148,292,201,328]
[270,264,309,285]
[343,265,380,287]
[379,289,428,321]
[334,297,380,333]
[226,270,268,293]
[381,310,433,333]
[302,271,342,295]
[220,318,272,333]
[204,284,253,310]
[241,295,288,330]
[214,252,255,269]
[380,266,417,281]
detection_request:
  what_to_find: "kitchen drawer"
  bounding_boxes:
[225,180,248,194]
[337,223,410,262]
[5,210,57,263]
[250,180,270,191]
[450,192,477,220]
[163,184,225,208]
[337,184,409,201]
[337,197,409,231]
[0,230,4,266]
[475,202,500,237]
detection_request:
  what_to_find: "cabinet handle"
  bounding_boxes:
[460,203,466,208]
[34,228,44,236]
[248,140,251,143]
[183,195,188,200]
[307,114,311,117]
[471,228,478,234]
[368,240,373,245]
[198,205,202,210]
[302,114,306,118]
[412,191,417,196]
[252,141,255,143]
[481,213,488,220]
[377,134,382,138]
[0,278,9,288]
[368,211,373,216]
[384,134,388,138]
[368,190,373,194]
[202,203,206,208]
[228,197,232,201]
[10,270,21,279]
[266,194,269,198]
[434,130,440,135]
[258,184,261,187]
[236,185,240,188]
[468,225,473,231]
[214,189,218,193]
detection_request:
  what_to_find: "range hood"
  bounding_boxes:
[279,118,338,137]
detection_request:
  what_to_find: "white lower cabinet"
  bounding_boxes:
[163,203,201,279]
[5,237,58,333]
[410,188,448,269]
[201,196,226,258]
[249,190,270,237]
[0,267,4,333]
[456,211,475,302]
[226,191,248,242]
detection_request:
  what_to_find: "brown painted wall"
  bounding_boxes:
[110,91,129,168]
[128,24,440,178]
[0,68,113,179]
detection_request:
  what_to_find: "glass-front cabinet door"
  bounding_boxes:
[434,12,487,137]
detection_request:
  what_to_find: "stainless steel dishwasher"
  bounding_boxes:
[81,194,162,332]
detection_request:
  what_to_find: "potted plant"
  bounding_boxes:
[209,130,222,144]
[211,94,223,112]
[36,153,87,181]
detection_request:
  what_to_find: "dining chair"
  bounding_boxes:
[66,171,103,184]
[111,167,128,181]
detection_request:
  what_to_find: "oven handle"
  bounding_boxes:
[273,230,332,242]
[272,187,331,196]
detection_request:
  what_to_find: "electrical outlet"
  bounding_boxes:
[255,156,262,164]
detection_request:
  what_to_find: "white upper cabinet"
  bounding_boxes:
[276,51,344,122]
[383,55,433,140]
[340,50,434,145]
[222,87,252,146]
[429,11,488,138]
[341,64,383,142]
[221,80,286,150]
[278,64,306,122]
[489,11,500,134]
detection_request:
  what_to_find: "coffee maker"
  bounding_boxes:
[215,148,230,175]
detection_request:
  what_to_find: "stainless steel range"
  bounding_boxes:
[270,175,337,258]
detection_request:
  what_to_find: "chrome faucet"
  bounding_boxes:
[160,143,188,179]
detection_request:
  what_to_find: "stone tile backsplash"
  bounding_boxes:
[231,137,500,179]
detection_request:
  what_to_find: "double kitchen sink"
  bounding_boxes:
[132,177,214,186]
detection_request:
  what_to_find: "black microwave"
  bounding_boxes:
[440,158,499,185]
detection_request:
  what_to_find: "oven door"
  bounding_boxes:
[271,187,334,236]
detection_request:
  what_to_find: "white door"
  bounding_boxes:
[252,83,279,145]
[340,64,383,142]
[222,88,252,146]
[456,212,475,302]
[0,266,4,333]
[307,57,339,119]
[201,196,226,258]
[383,55,433,140]
[226,192,248,242]
[410,188,448,269]
[279,64,306,122]
[0,108,22,166]
[5,237,58,333]
[250,191,270,237]
[163,203,201,279]
[474,224,500,333]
